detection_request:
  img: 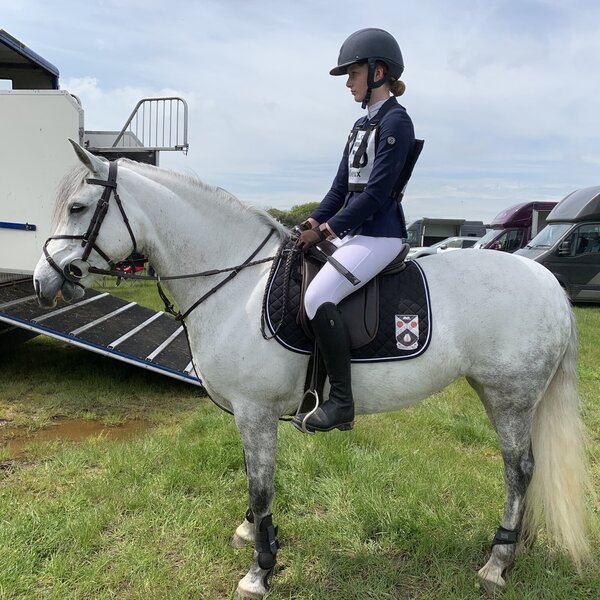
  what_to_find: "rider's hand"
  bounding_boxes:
[296,227,326,252]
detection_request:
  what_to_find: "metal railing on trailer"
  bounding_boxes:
[113,96,188,153]
[84,97,188,164]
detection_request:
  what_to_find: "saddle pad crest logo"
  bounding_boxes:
[396,315,419,350]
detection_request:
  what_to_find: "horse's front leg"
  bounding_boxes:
[232,405,280,600]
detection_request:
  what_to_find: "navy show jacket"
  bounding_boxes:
[310,97,415,239]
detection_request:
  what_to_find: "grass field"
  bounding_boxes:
[0,280,599,599]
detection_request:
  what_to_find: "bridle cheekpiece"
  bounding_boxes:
[43,161,138,287]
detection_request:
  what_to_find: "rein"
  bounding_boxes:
[43,160,280,320]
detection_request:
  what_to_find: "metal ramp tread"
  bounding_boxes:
[0,278,201,386]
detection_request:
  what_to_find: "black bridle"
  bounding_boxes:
[44,161,137,287]
[43,160,278,320]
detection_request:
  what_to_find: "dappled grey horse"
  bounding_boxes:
[34,142,593,598]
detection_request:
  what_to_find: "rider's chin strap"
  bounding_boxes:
[361,58,389,109]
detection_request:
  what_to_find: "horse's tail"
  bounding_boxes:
[522,308,593,568]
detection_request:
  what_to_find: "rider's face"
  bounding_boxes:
[346,63,369,103]
[345,62,385,103]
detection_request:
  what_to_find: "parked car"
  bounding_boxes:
[408,236,481,259]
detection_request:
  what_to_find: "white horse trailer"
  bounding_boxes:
[0,29,199,385]
[0,89,83,279]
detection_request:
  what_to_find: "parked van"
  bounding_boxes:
[515,186,600,302]
[473,201,557,253]
[406,218,486,247]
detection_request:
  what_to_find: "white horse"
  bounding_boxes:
[34,142,593,599]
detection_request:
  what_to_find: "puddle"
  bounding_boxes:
[2,418,153,458]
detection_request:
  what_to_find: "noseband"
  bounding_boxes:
[43,161,138,286]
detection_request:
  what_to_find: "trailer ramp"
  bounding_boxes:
[0,279,201,386]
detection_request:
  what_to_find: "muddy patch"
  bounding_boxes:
[1,418,154,459]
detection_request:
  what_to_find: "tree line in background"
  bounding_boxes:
[267,202,319,228]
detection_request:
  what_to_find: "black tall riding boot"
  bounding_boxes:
[292,302,354,433]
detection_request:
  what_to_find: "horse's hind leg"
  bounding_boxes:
[232,406,280,600]
[469,380,536,595]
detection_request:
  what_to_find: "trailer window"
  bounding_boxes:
[564,224,600,255]
[0,79,12,90]
[528,224,571,248]
[406,229,419,246]
[495,229,524,252]
[473,229,499,248]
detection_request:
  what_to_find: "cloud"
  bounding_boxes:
[3,0,600,219]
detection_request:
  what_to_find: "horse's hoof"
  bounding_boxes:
[234,589,264,600]
[232,519,255,548]
[234,582,267,600]
[477,568,506,597]
[235,568,271,599]
[231,532,248,549]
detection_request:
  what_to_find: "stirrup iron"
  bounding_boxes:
[296,389,319,435]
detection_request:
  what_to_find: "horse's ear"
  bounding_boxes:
[68,139,108,176]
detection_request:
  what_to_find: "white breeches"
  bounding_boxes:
[304,234,404,320]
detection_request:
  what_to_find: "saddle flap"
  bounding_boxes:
[298,253,379,349]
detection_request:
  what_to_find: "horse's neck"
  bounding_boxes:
[132,167,279,316]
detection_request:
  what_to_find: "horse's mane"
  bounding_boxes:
[53,159,289,240]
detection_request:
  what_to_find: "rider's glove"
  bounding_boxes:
[295,227,326,252]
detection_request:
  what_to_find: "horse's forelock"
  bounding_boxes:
[52,164,90,228]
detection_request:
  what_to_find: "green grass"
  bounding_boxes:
[94,276,174,313]
[0,295,599,599]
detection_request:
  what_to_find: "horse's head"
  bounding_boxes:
[34,140,140,307]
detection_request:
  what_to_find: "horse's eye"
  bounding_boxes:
[70,204,86,214]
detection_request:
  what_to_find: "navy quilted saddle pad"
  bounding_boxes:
[263,241,432,362]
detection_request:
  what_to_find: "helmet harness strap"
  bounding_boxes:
[361,58,389,109]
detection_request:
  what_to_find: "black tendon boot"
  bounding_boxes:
[293,302,354,433]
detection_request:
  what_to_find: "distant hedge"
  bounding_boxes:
[267,202,319,228]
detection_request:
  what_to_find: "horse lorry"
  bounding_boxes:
[515,186,600,303]
[405,218,486,248]
[473,201,557,253]
[0,29,200,384]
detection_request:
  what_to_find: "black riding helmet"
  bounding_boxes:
[330,28,404,107]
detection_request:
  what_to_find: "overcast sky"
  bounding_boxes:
[3,0,600,223]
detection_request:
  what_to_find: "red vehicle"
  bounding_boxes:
[474,201,557,253]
